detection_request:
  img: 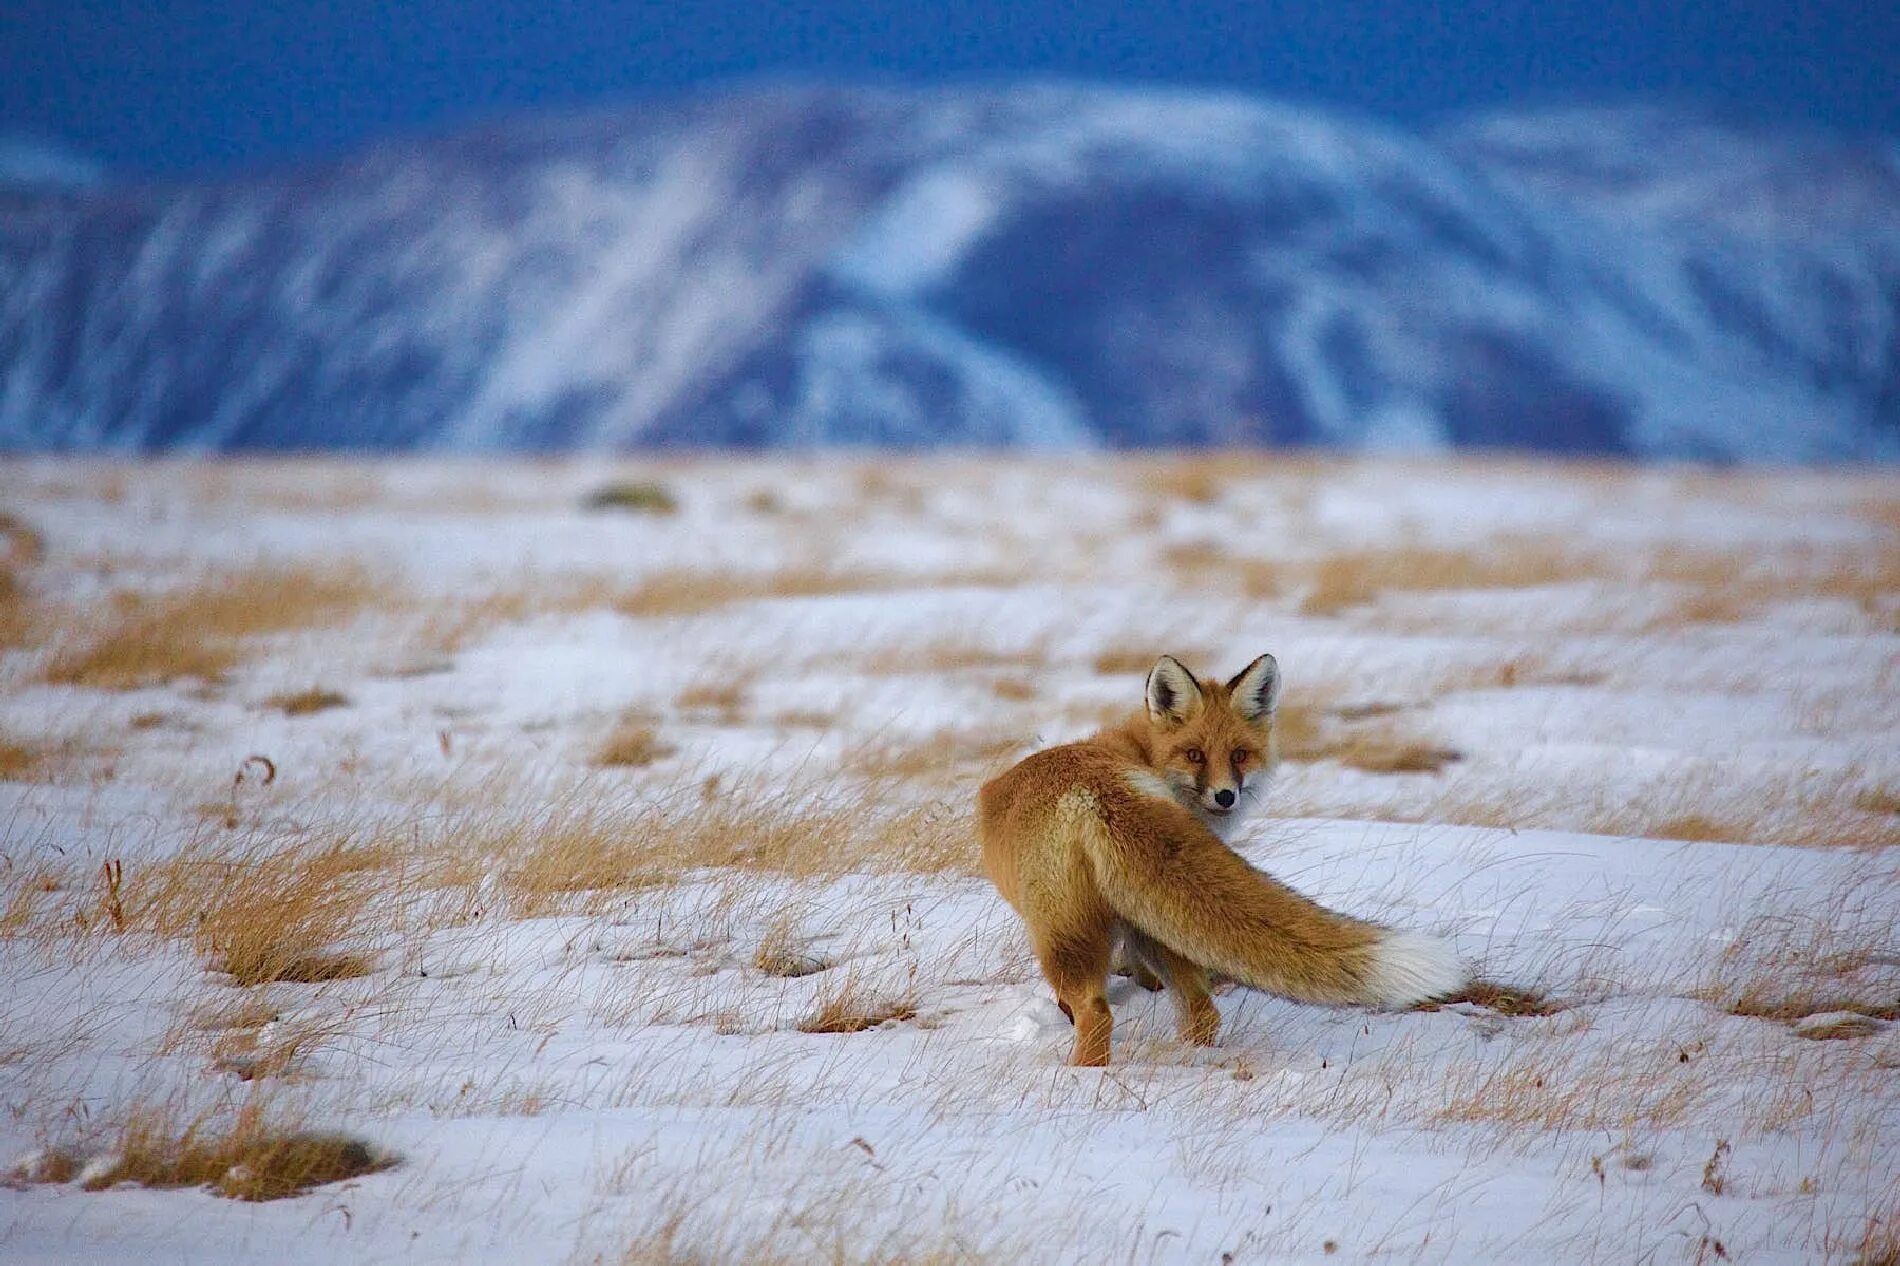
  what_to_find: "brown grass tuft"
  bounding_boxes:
[1416,981,1565,1017]
[1854,786,1900,817]
[676,681,747,720]
[95,840,392,985]
[753,911,829,979]
[264,687,350,716]
[44,565,377,690]
[1645,814,1737,843]
[797,973,918,1034]
[60,1100,391,1200]
[0,739,45,781]
[594,720,675,769]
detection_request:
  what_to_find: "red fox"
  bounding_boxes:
[978,654,1464,1066]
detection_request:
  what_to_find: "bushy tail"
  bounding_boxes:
[1077,808,1463,1008]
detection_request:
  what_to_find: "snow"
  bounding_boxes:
[0,456,1894,1263]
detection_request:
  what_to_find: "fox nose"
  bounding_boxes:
[1213,788,1236,809]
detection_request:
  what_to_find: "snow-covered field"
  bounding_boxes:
[0,455,1894,1263]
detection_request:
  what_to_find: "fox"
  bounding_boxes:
[978,653,1465,1066]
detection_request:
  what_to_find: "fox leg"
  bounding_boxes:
[1150,944,1221,1047]
[1031,923,1115,1067]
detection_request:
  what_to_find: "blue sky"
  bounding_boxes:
[5,0,1896,176]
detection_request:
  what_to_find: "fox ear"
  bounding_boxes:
[1146,655,1205,727]
[1226,653,1281,723]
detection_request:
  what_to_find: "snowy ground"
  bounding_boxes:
[0,456,1895,1264]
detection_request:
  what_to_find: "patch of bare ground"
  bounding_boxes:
[21,1098,391,1200]
[43,564,380,690]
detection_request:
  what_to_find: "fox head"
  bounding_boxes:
[1143,654,1281,820]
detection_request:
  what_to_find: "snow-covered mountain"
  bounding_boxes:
[2,85,1895,458]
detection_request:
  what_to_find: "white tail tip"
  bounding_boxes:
[1365,930,1466,1006]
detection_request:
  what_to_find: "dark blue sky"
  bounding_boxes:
[5,1,1896,176]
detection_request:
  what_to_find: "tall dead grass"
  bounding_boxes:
[1299,542,1600,616]
[57,834,396,985]
[44,564,380,689]
[25,1096,390,1200]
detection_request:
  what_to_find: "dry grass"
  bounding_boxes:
[1434,1041,1709,1132]
[30,1099,391,1201]
[1641,542,1900,629]
[44,565,379,690]
[675,681,748,722]
[1855,787,1900,817]
[1416,981,1565,1017]
[594,720,675,769]
[416,574,623,655]
[1697,898,1899,1033]
[95,839,392,985]
[862,637,1049,675]
[0,738,45,781]
[1092,645,1210,677]
[843,729,1029,783]
[752,911,829,979]
[1299,542,1599,616]
[796,972,919,1034]
[1273,697,1462,775]
[264,687,350,716]
[617,566,1020,619]
[450,778,973,920]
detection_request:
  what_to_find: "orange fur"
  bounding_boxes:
[978,655,1464,1066]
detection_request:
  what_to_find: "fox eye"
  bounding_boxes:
[1184,747,1205,764]
[1232,749,1250,766]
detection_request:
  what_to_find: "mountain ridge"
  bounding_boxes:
[2,83,1895,459]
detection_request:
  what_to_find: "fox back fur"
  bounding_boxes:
[978,653,1464,1066]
